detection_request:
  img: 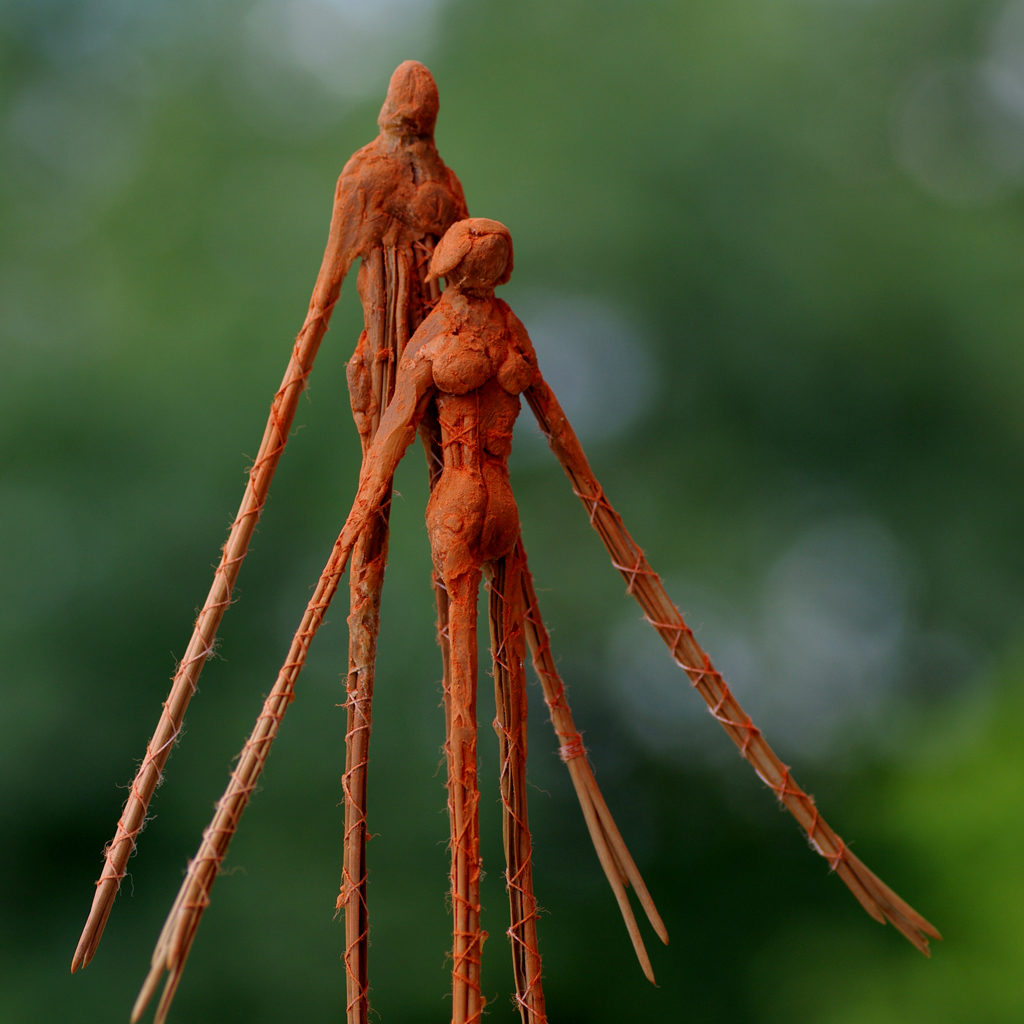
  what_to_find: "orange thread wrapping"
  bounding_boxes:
[558,735,586,763]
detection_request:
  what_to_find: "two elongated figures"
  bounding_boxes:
[74,62,938,1024]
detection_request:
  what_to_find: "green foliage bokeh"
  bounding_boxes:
[3,1,1023,1020]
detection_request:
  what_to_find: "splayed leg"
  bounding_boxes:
[444,570,485,1024]
[338,498,391,1024]
[516,537,667,980]
[487,554,546,1023]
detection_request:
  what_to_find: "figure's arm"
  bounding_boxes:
[71,155,380,974]
[341,343,437,548]
[524,372,939,954]
[307,157,376,316]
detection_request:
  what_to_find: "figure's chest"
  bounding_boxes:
[429,311,512,396]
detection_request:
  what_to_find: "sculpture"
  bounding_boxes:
[74,64,939,1024]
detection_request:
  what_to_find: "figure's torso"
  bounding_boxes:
[421,296,536,577]
[343,136,469,444]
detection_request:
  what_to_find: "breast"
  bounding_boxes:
[430,333,495,395]
[496,348,535,395]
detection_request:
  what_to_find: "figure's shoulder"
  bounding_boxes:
[488,300,537,394]
[337,140,371,179]
[402,301,451,363]
[442,164,469,220]
[335,139,394,196]
[496,300,537,364]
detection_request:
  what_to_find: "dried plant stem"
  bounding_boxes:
[131,464,652,1022]
[487,555,545,1023]
[526,379,941,954]
[517,539,668,980]
[337,505,390,1023]
[72,271,348,976]
[445,571,486,1024]
[130,528,668,1023]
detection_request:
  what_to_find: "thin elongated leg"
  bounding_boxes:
[526,378,941,953]
[73,249,353,975]
[444,570,485,1024]
[422,420,454,754]
[335,245,390,1024]
[338,243,439,1024]
[487,554,546,1024]
[338,502,391,1024]
[132,513,363,1023]
[515,538,668,981]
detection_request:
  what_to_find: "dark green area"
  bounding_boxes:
[3,1,1023,1020]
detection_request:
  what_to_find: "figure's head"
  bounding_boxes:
[428,218,514,291]
[377,60,440,137]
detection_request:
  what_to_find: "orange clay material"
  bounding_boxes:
[337,59,466,1024]
[202,219,633,1019]
[138,221,549,1024]
[72,59,466,982]
[345,219,550,1021]
[487,554,545,1021]
[444,569,488,1024]
[136,217,936,1023]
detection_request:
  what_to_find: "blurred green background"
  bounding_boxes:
[4,0,1024,1020]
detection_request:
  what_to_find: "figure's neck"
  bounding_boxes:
[444,284,496,307]
[380,130,434,156]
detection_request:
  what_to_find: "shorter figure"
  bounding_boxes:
[329,218,940,1018]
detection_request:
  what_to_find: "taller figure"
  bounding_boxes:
[73,61,468,1023]
[329,61,468,1023]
